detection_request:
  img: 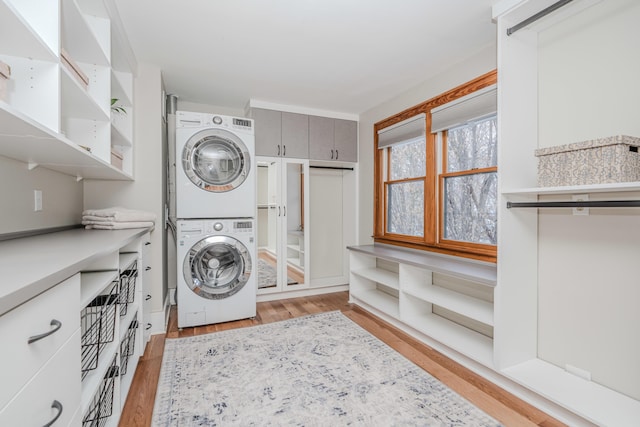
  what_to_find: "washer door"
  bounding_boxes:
[182,128,250,192]
[183,235,252,300]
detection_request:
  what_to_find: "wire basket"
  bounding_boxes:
[119,261,138,316]
[119,317,138,376]
[81,282,118,380]
[82,354,119,427]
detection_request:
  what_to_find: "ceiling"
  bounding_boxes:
[113,0,497,115]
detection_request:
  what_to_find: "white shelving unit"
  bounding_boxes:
[493,0,640,425]
[0,0,136,179]
[348,244,496,367]
[78,233,149,426]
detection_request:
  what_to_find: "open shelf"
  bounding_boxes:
[0,1,58,61]
[80,270,119,309]
[0,102,132,180]
[351,267,399,290]
[350,288,400,319]
[402,294,494,368]
[502,359,640,427]
[503,182,640,197]
[402,285,494,326]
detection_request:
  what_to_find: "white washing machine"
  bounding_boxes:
[177,219,256,328]
[176,111,255,219]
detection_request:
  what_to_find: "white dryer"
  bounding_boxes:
[176,111,255,219]
[177,219,256,328]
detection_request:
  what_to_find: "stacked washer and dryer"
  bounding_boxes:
[174,111,257,328]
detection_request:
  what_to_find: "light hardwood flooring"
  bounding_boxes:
[119,291,565,427]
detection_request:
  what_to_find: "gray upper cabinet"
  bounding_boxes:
[333,119,357,162]
[253,108,282,157]
[281,112,309,158]
[309,115,357,162]
[253,108,309,158]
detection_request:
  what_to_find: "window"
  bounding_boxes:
[373,70,497,262]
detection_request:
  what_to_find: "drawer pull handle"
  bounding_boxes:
[145,241,151,245]
[42,400,63,427]
[28,319,62,344]
[145,266,151,271]
[145,294,152,301]
[146,323,152,330]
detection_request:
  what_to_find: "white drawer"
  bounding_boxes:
[0,329,81,426]
[0,275,80,409]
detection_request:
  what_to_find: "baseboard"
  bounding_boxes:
[349,296,594,427]
[257,284,349,302]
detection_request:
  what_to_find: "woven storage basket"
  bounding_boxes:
[535,135,640,187]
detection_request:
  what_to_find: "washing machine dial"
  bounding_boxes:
[213,222,224,231]
[212,116,223,125]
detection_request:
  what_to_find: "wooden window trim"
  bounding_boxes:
[373,70,497,264]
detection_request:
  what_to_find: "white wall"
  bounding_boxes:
[356,44,497,245]
[537,0,640,400]
[84,63,166,324]
[176,100,244,117]
[0,155,82,234]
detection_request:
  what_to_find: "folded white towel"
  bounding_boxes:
[82,207,156,223]
[84,221,155,230]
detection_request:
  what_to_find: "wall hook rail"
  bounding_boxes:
[507,200,640,209]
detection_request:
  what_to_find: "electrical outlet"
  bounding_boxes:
[572,194,589,216]
[34,190,42,212]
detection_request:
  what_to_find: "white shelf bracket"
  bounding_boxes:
[76,176,84,182]
[28,162,39,171]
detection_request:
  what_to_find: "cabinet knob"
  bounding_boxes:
[42,400,63,427]
[28,319,62,344]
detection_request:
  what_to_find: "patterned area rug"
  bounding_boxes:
[257,258,295,288]
[152,311,502,426]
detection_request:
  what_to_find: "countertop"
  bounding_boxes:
[0,227,150,316]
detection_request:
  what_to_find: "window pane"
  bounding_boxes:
[444,173,497,245]
[387,181,424,237]
[447,115,497,172]
[390,139,426,180]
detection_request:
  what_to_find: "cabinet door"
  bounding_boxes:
[281,112,309,158]
[333,119,357,162]
[253,108,282,157]
[141,234,152,343]
[309,168,344,284]
[309,115,335,161]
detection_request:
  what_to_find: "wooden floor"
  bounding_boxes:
[119,292,565,427]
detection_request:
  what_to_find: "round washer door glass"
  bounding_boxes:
[182,128,250,192]
[183,235,252,300]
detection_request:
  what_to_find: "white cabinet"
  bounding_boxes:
[0,228,151,427]
[348,245,496,368]
[494,0,640,425]
[0,275,81,426]
[0,0,135,180]
[308,166,352,287]
[256,157,310,294]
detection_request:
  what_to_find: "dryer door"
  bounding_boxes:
[183,235,252,300]
[182,128,250,192]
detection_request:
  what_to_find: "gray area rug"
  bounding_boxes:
[257,258,295,288]
[152,311,502,426]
